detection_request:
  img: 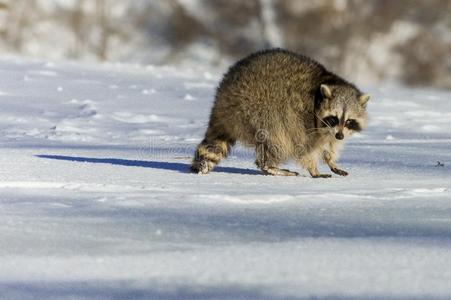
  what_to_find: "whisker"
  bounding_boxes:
[314,113,332,129]
[305,127,323,132]
[305,127,333,137]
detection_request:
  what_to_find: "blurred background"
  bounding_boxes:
[0,0,450,88]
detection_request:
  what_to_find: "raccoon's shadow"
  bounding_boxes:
[35,155,261,175]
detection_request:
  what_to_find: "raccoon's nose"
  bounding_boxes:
[335,132,344,140]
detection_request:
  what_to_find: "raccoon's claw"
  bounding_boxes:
[262,167,299,176]
[312,174,332,178]
[331,168,348,176]
[279,168,299,176]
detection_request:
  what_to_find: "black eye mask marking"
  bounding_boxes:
[345,119,362,131]
[323,116,339,127]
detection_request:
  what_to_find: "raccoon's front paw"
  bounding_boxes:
[262,167,299,176]
[331,168,348,176]
[312,174,332,178]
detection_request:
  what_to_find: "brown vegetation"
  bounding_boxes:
[0,0,450,88]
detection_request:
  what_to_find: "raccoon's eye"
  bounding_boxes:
[323,116,339,127]
[345,119,361,131]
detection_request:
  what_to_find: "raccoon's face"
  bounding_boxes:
[317,84,370,141]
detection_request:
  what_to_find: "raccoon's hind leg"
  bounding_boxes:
[191,130,234,174]
[255,143,298,176]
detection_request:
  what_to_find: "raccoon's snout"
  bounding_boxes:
[335,132,344,140]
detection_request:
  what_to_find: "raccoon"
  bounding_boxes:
[191,48,370,178]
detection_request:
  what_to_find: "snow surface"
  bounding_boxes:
[0,57,451,299]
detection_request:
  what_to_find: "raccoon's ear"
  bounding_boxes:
[320,84,333,99]
[359,94,371,107]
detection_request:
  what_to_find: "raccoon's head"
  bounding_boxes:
[316,84,370,140]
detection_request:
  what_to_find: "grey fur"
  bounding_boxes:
[192,48,370,177]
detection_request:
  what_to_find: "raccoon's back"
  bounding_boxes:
[218,49,325,101]
[212,49,325,130]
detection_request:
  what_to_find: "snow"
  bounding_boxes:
[0,57,451,299]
